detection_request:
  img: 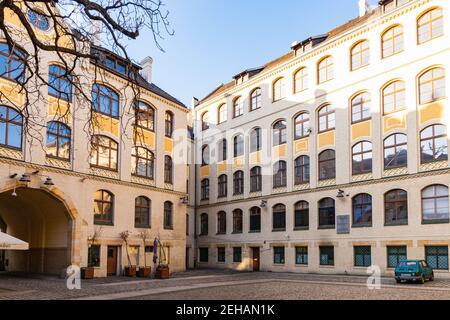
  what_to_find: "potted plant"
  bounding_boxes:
[137,230,151,278]
[82,227,102,279]
[120,230,136,277]
[153,237,170,279]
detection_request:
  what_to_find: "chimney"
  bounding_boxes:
[191,97,199,108]
[140,56,153,83]
[359,0,370,17]
[91,20,102,46]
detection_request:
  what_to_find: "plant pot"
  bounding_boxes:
[81,267,95,279]
[155,265,170,279]
[124,265,137,277]
[137,267,151,278]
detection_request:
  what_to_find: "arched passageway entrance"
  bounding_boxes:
[0,187,74,275]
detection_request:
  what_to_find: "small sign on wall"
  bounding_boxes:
[336,215,350,234]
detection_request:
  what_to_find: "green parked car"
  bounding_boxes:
[395,260,434,284]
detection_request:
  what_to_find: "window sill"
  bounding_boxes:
[318,225,335,230]
[319,265,335,268]
[293,226,309,231]
[164,227,174,230]
[249,230,261,234]
[352,224,372,228]
[216,232,226,236]
[135,225,151,229]
[295,264,308,267]
[231,231,243,235]
[384,222,408,227]
[422,219,450,225]
[272,228,286,232]
[94,222,114,226]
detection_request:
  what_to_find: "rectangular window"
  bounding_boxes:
[425,246,448,270]
[295,247,308,265]
[273,247,285,264]
[88,245,101,267]
[354,246,371,267]
[233,247,242,263]
[387,246,407,268]
[217,247,226,263]
[320,246,334,266]
[199,248,208,263]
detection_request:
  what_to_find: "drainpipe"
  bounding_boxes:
[191,97,199,269]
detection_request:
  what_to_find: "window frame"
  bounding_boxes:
[46,121,71,161]
[250,166,262,193]
[382,80,406,115]
[232,209,243,234]
[91,83,120,119]
[318,104,335,133]
[383,133,408,169]
[48,64,72,102]
[164,155,173,184]
[134,196,151,229]
[421,185,449,224]
[273,160,287,189]
[350,40,370,71]
[382,24,404,59]
[272,120,287,146]
[200,178,210,201]
[351,92,371,124]
[352,193,373,227]
[318,149,336,181]
[352,141,373,175]
[233,170,244,196]
[272,77,285,102]
[131,146,154,179]
[417,7,444,45]
[249,207,261,233]
[294,201,309,230]
[420,124,448,164]
[94,190,114,225]
[384,189,408,226]
[272,204,286,231]
[163,201,173,230]
[233,97,244,118]
[294,155,310,185]
[294,67,308,93]
[318,197,336,229]
[317,56,334,84]
[217,174,228,198]
[217,211,227,235]
[250,88,262,111]
[294,112,310,140]
[90,135,118,171]
[418,67,446,105]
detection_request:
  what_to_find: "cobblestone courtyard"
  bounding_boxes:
[1,269,450,300]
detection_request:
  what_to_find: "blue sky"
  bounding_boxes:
[126,0,378,107]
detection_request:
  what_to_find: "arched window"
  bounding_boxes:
[249,207,261,232]
[273,160,287,188]
[422,185,449,223]
[217,211,227,234]
[273,78,285,102]
[294,201,309,229]
[294,155,310,185]
[420,124,448,164]
[200,213,208,236]
[48,65,72,101]
[417,7,444,44]
[352,194,372,226]
[318,56,334,84]
[218,104,227,123]
[351,92,371,123]
[164,201,173,229]
[250,166,262,193]
[94,190,114,225]
[218,174,228,198]
[201,179,209,201]
[165,111,174,137]
[318,198,335,228]
[385,189,408,225]
[201,145,210,166]
[131,147,154,179]
[384,133,407,169]
[164,155,173,184]
[351,40,370,70]
[273,120,287,146]
[273,204,286,231]
[294,112,310,140]
[382,25,404,58]
[218,138,227,161]
[352,141,372,175]
[318,104,335,132]
[91,83,119,118]
[90,135,118,170]
[233,209,243,233]
[418,67,445,104]
[135,101,154,131]
[46,121,71,160]
[250,127,262,152]
[201,111,209,131]
[382,80,405,114]
[233,135,244,157]
[294,67,308,93]
[250,88,262,111]
[135,196,151,228]
[318,150,336,180]
[0,106,22,150]
[233,171,244,195]
[233,97,243,118]
[0,43,25,83]
[28,9,50,31]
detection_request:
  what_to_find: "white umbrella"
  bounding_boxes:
[0,232,28,250]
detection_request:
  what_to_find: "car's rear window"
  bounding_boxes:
[398,261,418,267]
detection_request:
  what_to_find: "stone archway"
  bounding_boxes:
[0,186,80,275]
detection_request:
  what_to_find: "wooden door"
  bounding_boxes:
[252,247,260,272]
[107,246,118,276]
[185,248,189,269]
